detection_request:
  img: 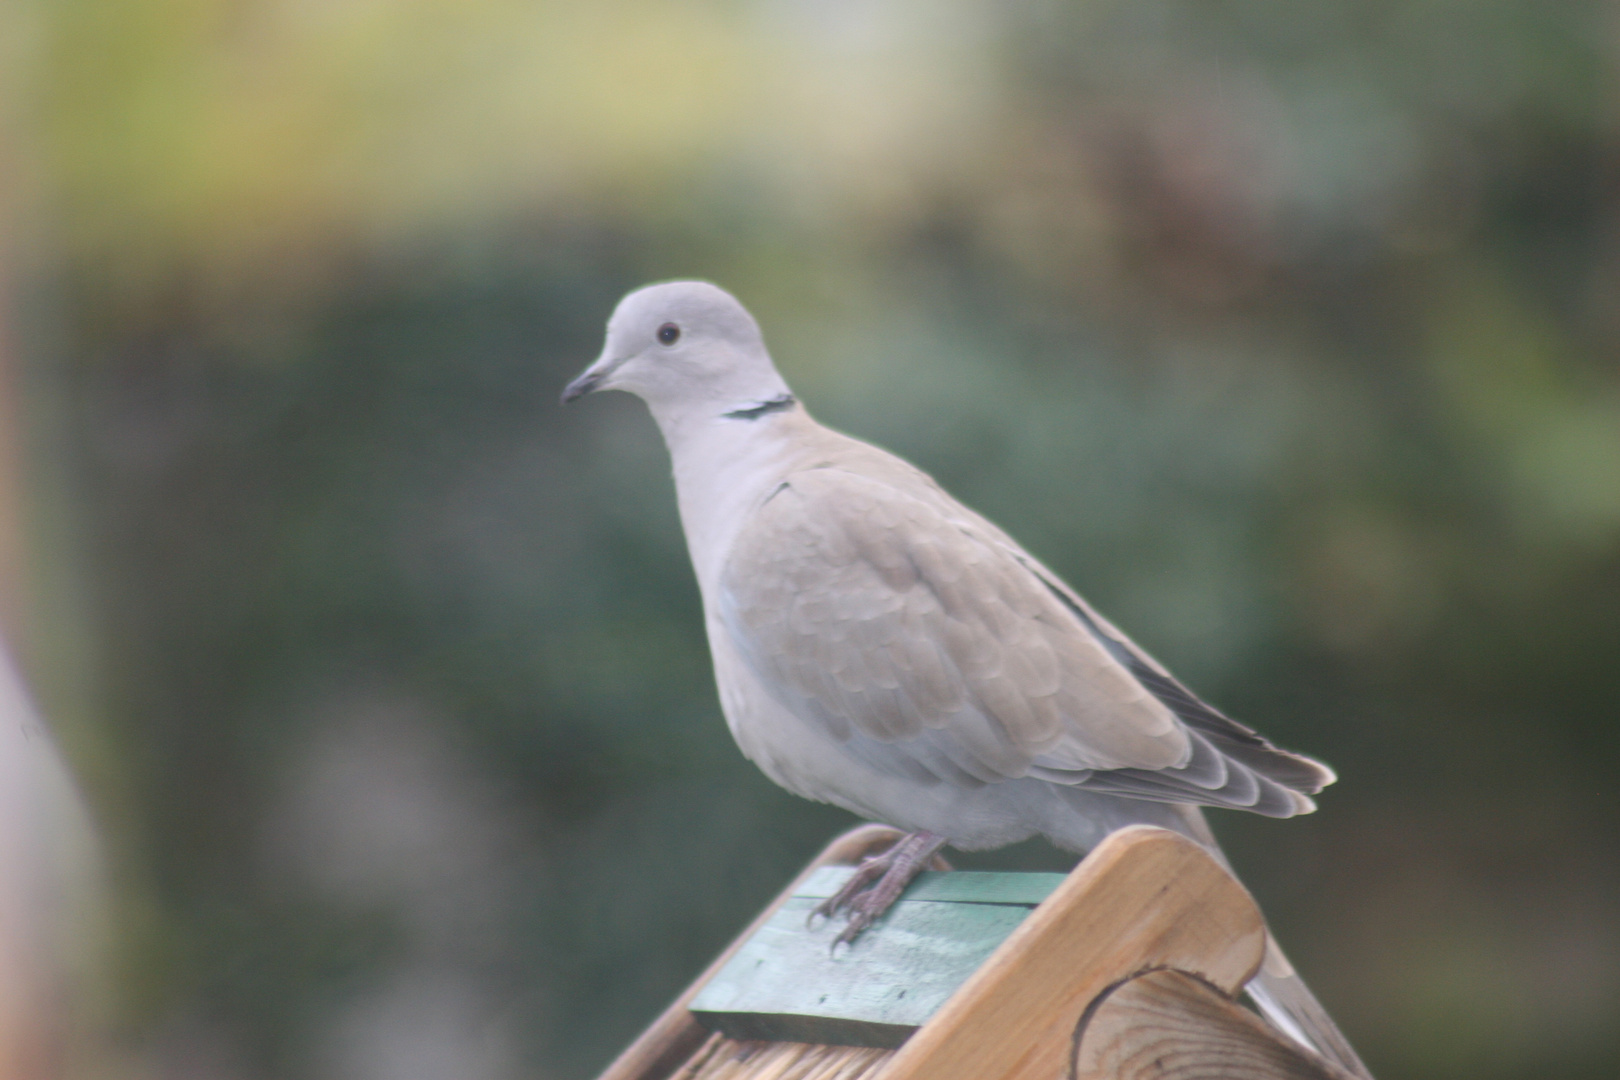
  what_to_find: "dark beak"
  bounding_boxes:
[560,369,603,405]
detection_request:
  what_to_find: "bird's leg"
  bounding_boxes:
[810,831,947,947]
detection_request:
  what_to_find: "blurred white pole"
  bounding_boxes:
[0,653,100,1080]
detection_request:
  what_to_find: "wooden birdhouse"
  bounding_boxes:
[595,824,1362,1080]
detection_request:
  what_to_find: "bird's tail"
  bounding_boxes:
[1246,935,1372,1078]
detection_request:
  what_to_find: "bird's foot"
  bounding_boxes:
[809,831,947,948]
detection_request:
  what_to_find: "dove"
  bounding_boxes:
[562,280,1370,1077]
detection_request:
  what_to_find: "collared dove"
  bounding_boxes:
[563,281,1370,1078]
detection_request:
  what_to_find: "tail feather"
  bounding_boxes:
[1247,937,1373,1079]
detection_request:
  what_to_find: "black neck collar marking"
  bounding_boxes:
[724,393,797,421]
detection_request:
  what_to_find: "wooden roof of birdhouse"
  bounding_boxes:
[595,825,1361,1080]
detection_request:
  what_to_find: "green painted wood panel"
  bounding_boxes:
[689,871,1064,1047]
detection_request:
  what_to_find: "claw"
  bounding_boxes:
[834,912,873,948]
[812,855,888,925]
[811,831,947,949]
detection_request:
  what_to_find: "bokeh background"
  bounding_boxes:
[2,2,1618,1078]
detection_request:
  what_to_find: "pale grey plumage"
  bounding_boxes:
[563,280,1369,1077]
[719,455,1327,817]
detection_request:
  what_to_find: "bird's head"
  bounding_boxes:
[561,281,791,423]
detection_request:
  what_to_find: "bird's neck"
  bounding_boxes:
[655,403,823,591]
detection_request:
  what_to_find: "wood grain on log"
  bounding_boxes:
[1073,968,1359,1080]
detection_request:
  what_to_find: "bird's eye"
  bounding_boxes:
[657,323,680,346]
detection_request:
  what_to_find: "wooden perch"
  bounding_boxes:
[596,824,1356,1080]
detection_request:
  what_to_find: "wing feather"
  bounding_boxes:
[720,468,1188,778]
[718,460,1333,817]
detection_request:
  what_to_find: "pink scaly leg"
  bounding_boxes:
[809,830,947,946]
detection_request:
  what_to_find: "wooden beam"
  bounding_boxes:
[1073,969,1359,1080]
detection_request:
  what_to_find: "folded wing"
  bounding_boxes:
[719,465,1330,815]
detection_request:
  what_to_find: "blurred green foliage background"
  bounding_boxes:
[3,1,1618,1078]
